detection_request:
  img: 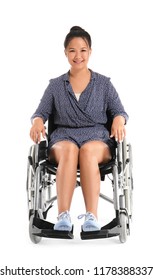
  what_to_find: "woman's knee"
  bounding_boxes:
[50,141,79,163]
[79,141,111,164]
[79,142,98,165]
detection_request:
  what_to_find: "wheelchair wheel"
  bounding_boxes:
[119,212,128,243]
[26,145,36,219]
[29,213,42,244]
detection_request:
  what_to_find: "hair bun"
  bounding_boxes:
[70,26,84,32]
[64,26,92,48]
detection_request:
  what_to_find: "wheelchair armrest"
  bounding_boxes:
[38,139,48,162]
[30,139,48,167]
[116,137,131,173]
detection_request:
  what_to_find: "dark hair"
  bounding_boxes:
[64,26,92,49]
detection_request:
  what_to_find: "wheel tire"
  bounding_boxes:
[26,146,36,218]
[119,213,128,243]
[29,214,42,244]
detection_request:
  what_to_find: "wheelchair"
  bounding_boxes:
[26,114,133,244]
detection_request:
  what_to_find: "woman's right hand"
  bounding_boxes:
[30,117,46,143]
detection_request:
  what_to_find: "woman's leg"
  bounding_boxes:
[79,141,111,218]
[50,141,79,214]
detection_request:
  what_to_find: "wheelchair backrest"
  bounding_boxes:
[47,113,57,138]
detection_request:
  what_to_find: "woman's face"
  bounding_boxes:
[65,37,91,70]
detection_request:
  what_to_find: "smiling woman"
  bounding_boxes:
[64,27,92,93]
[30,26,128,232]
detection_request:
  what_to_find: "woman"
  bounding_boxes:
[30,26,128,232]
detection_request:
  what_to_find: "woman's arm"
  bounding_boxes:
[107,80,128,142]
[30,117,46,143]
[30,81,54,143]
[110,115,126,142]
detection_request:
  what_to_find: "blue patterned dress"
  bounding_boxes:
[31,70,128,153]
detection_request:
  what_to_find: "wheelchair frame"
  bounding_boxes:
[26,120,133,244]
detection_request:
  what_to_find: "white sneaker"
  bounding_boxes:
[78,212,101,232]
[54,211,72,231]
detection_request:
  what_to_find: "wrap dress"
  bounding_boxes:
[31,70,128,154]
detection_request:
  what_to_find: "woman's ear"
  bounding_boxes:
[64,49,67,57]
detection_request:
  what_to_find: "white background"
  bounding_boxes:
[0,0,153,279]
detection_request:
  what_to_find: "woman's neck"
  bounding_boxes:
[69,68,91,93]
[69,68,90,79]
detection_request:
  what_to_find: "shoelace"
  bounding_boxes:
[57,211,71,221]
[78,212,96,221]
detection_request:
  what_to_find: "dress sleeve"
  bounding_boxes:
[107,80,129,123]
[31,81,54,123]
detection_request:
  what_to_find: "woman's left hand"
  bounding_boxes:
[110,116,126,143]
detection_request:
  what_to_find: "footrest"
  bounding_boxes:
[32,217,74,239]
[80,218,120,240]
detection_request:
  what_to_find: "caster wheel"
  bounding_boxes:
[119,213,128,243]
[29,214,42,244]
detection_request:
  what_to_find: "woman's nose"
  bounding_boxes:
[74,51,81,58]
